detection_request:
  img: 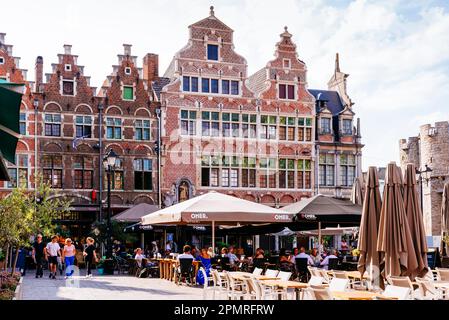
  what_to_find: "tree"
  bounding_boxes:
[0,174,71,273]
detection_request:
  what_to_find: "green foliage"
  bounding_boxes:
[89,220,138,247]
[0,174,71,249]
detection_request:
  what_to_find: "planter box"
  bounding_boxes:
[12,277,23,300]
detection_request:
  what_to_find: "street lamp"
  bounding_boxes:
[103,148,119,258]
[416,164,433,214]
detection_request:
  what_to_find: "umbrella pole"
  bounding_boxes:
[212,221,215,255]
[318,222,322,253]
[141,233,145,250]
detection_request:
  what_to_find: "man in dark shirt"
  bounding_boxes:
[32,234,45,278]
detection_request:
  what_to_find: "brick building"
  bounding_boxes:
[309,54,363,199]
[159,8,315,209]
[400,121,449,236]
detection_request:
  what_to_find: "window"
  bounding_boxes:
[201,111,219,137]
[0,57,4,64]
[279,117,295,141]
[242,157,256,188]
[211,79,219,94]
[297,118,312,142]
[261,115,277,139]
[191,77,199,92]
[342,119,353,135]
[202,78,210,93]
[6,155,28,188]
[73,156,93,189]
[320,117,332,134]
[201,155,219,187]
[319,154,335,186]
[65,64,72,71]
[134,159,153,190]
[279,159,295,189]
[75,116,92,138]
[135,119,151,140]
[43,155,63,188]
[123,86,134,100]
[183,76,190,92]
[44,114,61,136]
[125,67,131,75]
[222,80,230,94]
[260,158,276,188]
[231,81,239,95]
[104,159,124,190]
[298,159,312,189]
[106,117,122,139]
[207,44,219,61]
[62,80,74,95]
[283,59,291,69]
[182,76,199,92]
[279,84,295,100]
[180,110,197,135]
[242,114,257,139]
[220,156,239,187]
[340,154,356,186]
[19,113,26,135]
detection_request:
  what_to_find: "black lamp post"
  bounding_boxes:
[103,148,119,258]
[416,164,433,214]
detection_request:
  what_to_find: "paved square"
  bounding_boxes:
[21,273,204,300]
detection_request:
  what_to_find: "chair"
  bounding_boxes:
[295,258,310,282]
[176,258,194,286]
[308,275,324,286]
[387,276,416,299]
[436,268,449,281]
[252,258,267,270]
[264,269,279,277]
[225,272,246,300]
[199,267,215,299]
[278,271,292,281]
[329,278,350,292]
[210,269,228,299]
[309,285,334,300]
[220,257,232,271]
[315,269,331,284]
[383,285,411,300]
[415,277,444,300]
[328,258,339,270]
[252,267,263,276]
[245,276,262,300]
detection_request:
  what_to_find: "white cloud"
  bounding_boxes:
[2,0,448,171]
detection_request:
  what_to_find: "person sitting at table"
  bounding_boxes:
[290,247,299,264]
[254,248,265,259]
[178,245,194,261]
[221,247,228,257]
[296,247,314,266]
[226,246,241,269]
[320,249,339,270]
[310,248,322,267]
[341,238,349,255]
[279,254,297,280]
[207,247,215,258]
[196,248,211,285]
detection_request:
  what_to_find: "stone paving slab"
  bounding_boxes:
[21,273,204,300]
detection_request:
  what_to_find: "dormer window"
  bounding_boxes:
[279,84,295,100]
[64,64,72,71]
[320,118,332,134]
[283,59,291,69]
[0,57,4,64]
[207,44,219,61]
[125,67,132,75]
[342,119,353,135]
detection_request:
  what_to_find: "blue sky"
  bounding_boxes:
[2,0,449,170]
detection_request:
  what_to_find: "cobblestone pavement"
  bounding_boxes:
[21,272,204,300]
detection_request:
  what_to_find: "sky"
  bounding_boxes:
[2,0,449,171]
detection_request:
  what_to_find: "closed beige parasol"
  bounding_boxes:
[377,162,418,279]
[358,167,384,289]
[403,163,428,278]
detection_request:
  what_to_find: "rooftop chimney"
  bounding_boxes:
[143,53,159,83]
[35,56,43,93]
[123,44,132,56]
[63,44,72,55]
[0,33,5,45]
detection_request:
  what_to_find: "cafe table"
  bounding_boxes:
[261,280,309,300]
[229,272,280,281]
[332,290,394,300]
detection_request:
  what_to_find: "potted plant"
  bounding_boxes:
[96,257,105,275]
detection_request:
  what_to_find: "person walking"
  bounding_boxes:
[32,234,45,278]
[45,235,61,279]
[83,237,98,278]
[62,238,76,278]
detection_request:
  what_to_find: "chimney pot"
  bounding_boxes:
[63,44,72,55]
[123,44,132,56]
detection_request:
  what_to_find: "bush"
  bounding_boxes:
[0,272,20,300]
[0,289,14,300]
